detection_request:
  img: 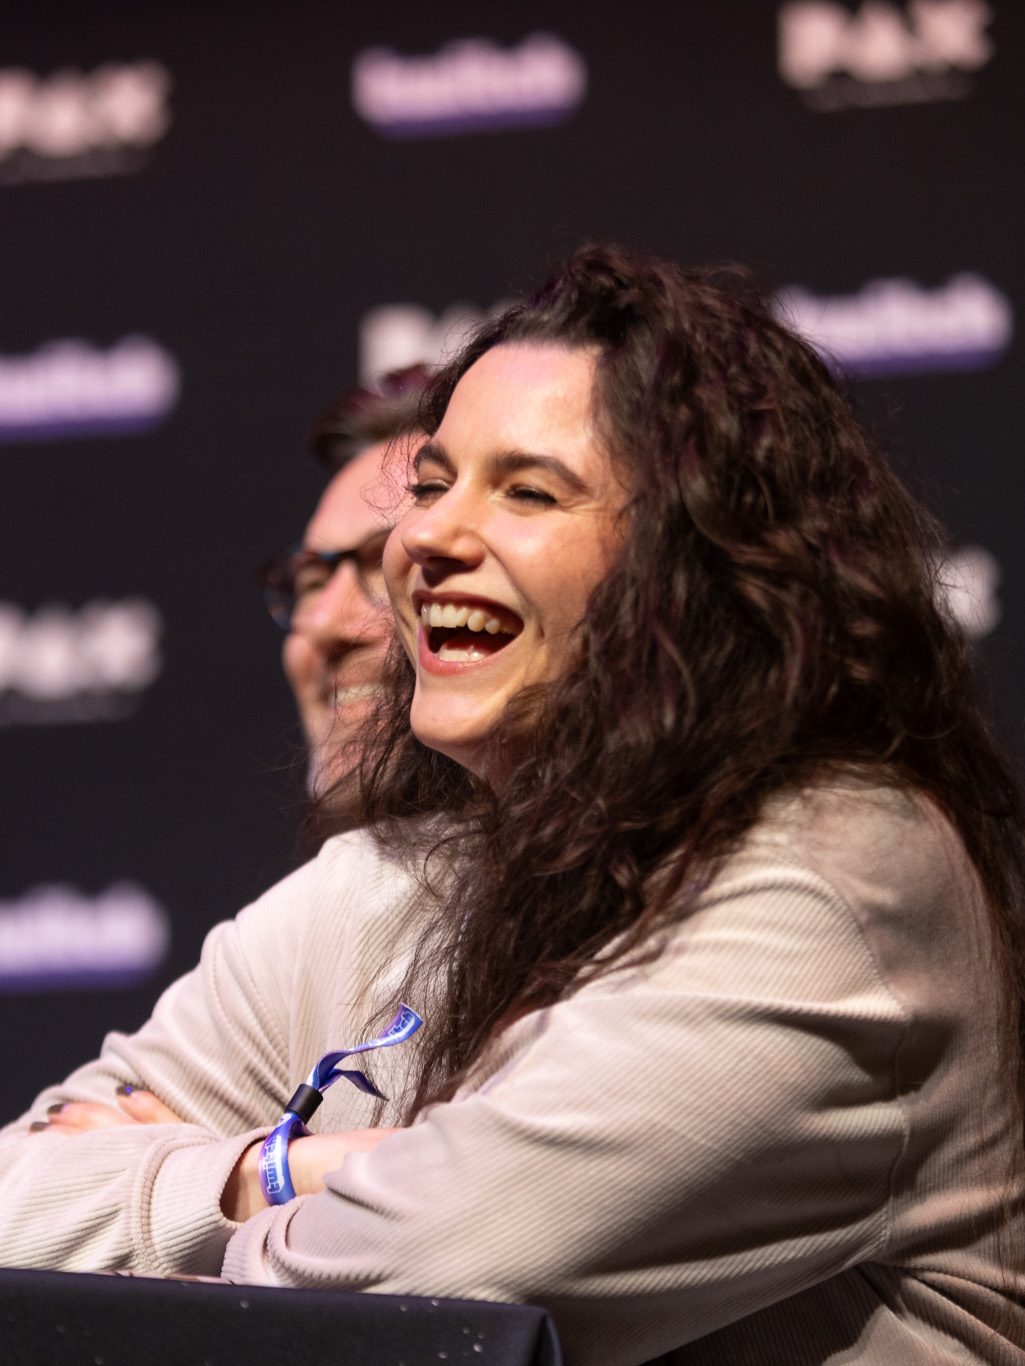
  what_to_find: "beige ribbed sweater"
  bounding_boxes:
[1,785,1023,1364]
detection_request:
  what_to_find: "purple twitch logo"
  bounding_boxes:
[775,274,1013,379]
[352,33,586,138]
[0,336,180,442]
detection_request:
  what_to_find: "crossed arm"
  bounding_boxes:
[0,826,939,1364]
[0,836,409,1275]
[36,1089,395,1224]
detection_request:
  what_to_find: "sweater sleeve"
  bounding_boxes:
[222,857,916,1364]
[0,852,320,1277]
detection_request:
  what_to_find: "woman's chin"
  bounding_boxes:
[427,741,490,781]
[409,715,490,780]
[415,723,536,790]
[411,693,492,758]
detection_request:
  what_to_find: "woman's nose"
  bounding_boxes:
[400,488,485,570]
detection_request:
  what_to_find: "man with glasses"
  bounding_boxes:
[261,366,429,795]
[0,369,432,1169]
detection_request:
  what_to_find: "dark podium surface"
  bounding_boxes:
[0,1268,563,1366]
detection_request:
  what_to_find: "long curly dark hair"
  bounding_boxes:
[336,244,1025,1149]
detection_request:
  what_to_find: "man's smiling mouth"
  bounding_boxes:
[418,600,522,663]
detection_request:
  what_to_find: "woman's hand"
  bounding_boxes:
[289,1128,398,1194]
[36,1090,397,1228]
[33,1087,185,1133]
[221,1127,397,1224]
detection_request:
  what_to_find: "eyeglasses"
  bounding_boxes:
[260,527,391,631]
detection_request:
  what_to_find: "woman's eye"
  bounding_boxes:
[508,485,557,506]
[407,480,447,502]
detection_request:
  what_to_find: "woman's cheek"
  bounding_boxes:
[382,523,413,610]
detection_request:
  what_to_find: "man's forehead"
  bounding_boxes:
[302,437,409,550]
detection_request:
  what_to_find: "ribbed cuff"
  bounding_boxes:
[131,1126,270,1277]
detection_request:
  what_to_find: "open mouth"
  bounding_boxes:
[419,600,522,663]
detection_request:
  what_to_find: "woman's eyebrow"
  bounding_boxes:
[411,440,454,475]
[413,440,591,496]
[490,450,590,495]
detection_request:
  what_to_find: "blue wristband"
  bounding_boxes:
[257,1003,423,1206]
[257,1113,306,1203]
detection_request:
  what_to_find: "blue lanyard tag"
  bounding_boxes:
[257,1003,424,1206]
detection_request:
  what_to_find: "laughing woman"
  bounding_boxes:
[2,246,1024,1363]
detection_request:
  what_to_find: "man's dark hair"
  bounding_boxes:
[308,364,432,471]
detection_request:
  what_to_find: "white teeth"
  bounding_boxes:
[426,602,471,628]
[437,640,487,662]
[420,601,516,635]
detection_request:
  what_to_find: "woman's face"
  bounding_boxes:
[384,342,627,777]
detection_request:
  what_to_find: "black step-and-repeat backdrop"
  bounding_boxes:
[2,1,1021,1117]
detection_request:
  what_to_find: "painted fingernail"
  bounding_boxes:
[46,1102,65,1116]
[29,1121,49,1132]
[115,1084,135,1096]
